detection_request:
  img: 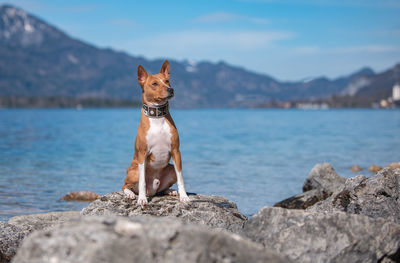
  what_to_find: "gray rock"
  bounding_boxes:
[274,163,345,209]
[302,163,346,194]
[243,207,400,263]
[8,211,80,231]
[273,189,329,209]
[81,192,246,233]
[12,216,290,263]
[0,211,80,263]
[307,168,400,224]
[0,223,30,263]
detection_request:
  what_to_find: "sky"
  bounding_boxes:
[2,0,400,81]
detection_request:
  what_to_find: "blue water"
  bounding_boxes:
[1,109,400,221]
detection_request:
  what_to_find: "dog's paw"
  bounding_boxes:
[123,189,136,200]
[164,189,178,196]
[137,195,148,206]
[179,194,190,203]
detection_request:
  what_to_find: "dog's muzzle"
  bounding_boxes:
[167,87,174,98]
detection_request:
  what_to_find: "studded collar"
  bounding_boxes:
[142,102,169,118]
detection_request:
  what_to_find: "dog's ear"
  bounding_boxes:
[160,60,170,79]
[137,65,148,86]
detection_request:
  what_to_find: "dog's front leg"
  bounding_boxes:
[137,154,148,206]
[172,149,190,202]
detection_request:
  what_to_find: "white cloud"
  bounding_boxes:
[290,45,400,55]
[131,30,294,52]
[194,12,239,23]
[290,46,321,54]
[193,12,269,24]
[332,45,400,53]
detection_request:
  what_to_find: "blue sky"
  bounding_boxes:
[2,0,400,81]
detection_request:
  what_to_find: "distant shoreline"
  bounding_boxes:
[0,96,141,108]
[1,96,399,109]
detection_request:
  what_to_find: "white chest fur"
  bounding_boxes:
[146,117,172,169]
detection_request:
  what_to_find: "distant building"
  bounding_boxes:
[296,102,329,110]
[380,99,388,108]
[393,83,400,101]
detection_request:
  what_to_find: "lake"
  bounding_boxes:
[1,108,399,221]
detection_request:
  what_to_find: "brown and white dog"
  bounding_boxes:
[122,60,190,206]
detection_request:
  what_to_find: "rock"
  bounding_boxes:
[8,211,80,231]
[351,165,362,172]
[81,192,246,233]
[307,168,400,224]
[61,191,100,202]
[273,189,329,209]
[369,164,383,173]
[0,223,30,263]
[12,216,290,263]
[243,207,400,263]
[0,211,80,263]
[302,163,346,194]
[387,162,400,169]
[275,163,345,210]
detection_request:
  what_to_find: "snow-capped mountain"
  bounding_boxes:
[0,4,398,108]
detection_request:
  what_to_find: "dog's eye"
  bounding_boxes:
[152,82,158,86]
[165,80,170,84]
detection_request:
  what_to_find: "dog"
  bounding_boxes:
[122,60,190,206]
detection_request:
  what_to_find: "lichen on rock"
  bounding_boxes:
[81,192,247,233]
[12,216,290,263]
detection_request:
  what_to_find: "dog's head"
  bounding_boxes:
[137,60,174,105]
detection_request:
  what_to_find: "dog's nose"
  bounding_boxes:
[167,87,174,95]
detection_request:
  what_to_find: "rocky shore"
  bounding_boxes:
[1,164,400,263]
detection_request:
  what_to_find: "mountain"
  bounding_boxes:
[354,64,400,100]
[330,64,400,107]
[0,4,398,108]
